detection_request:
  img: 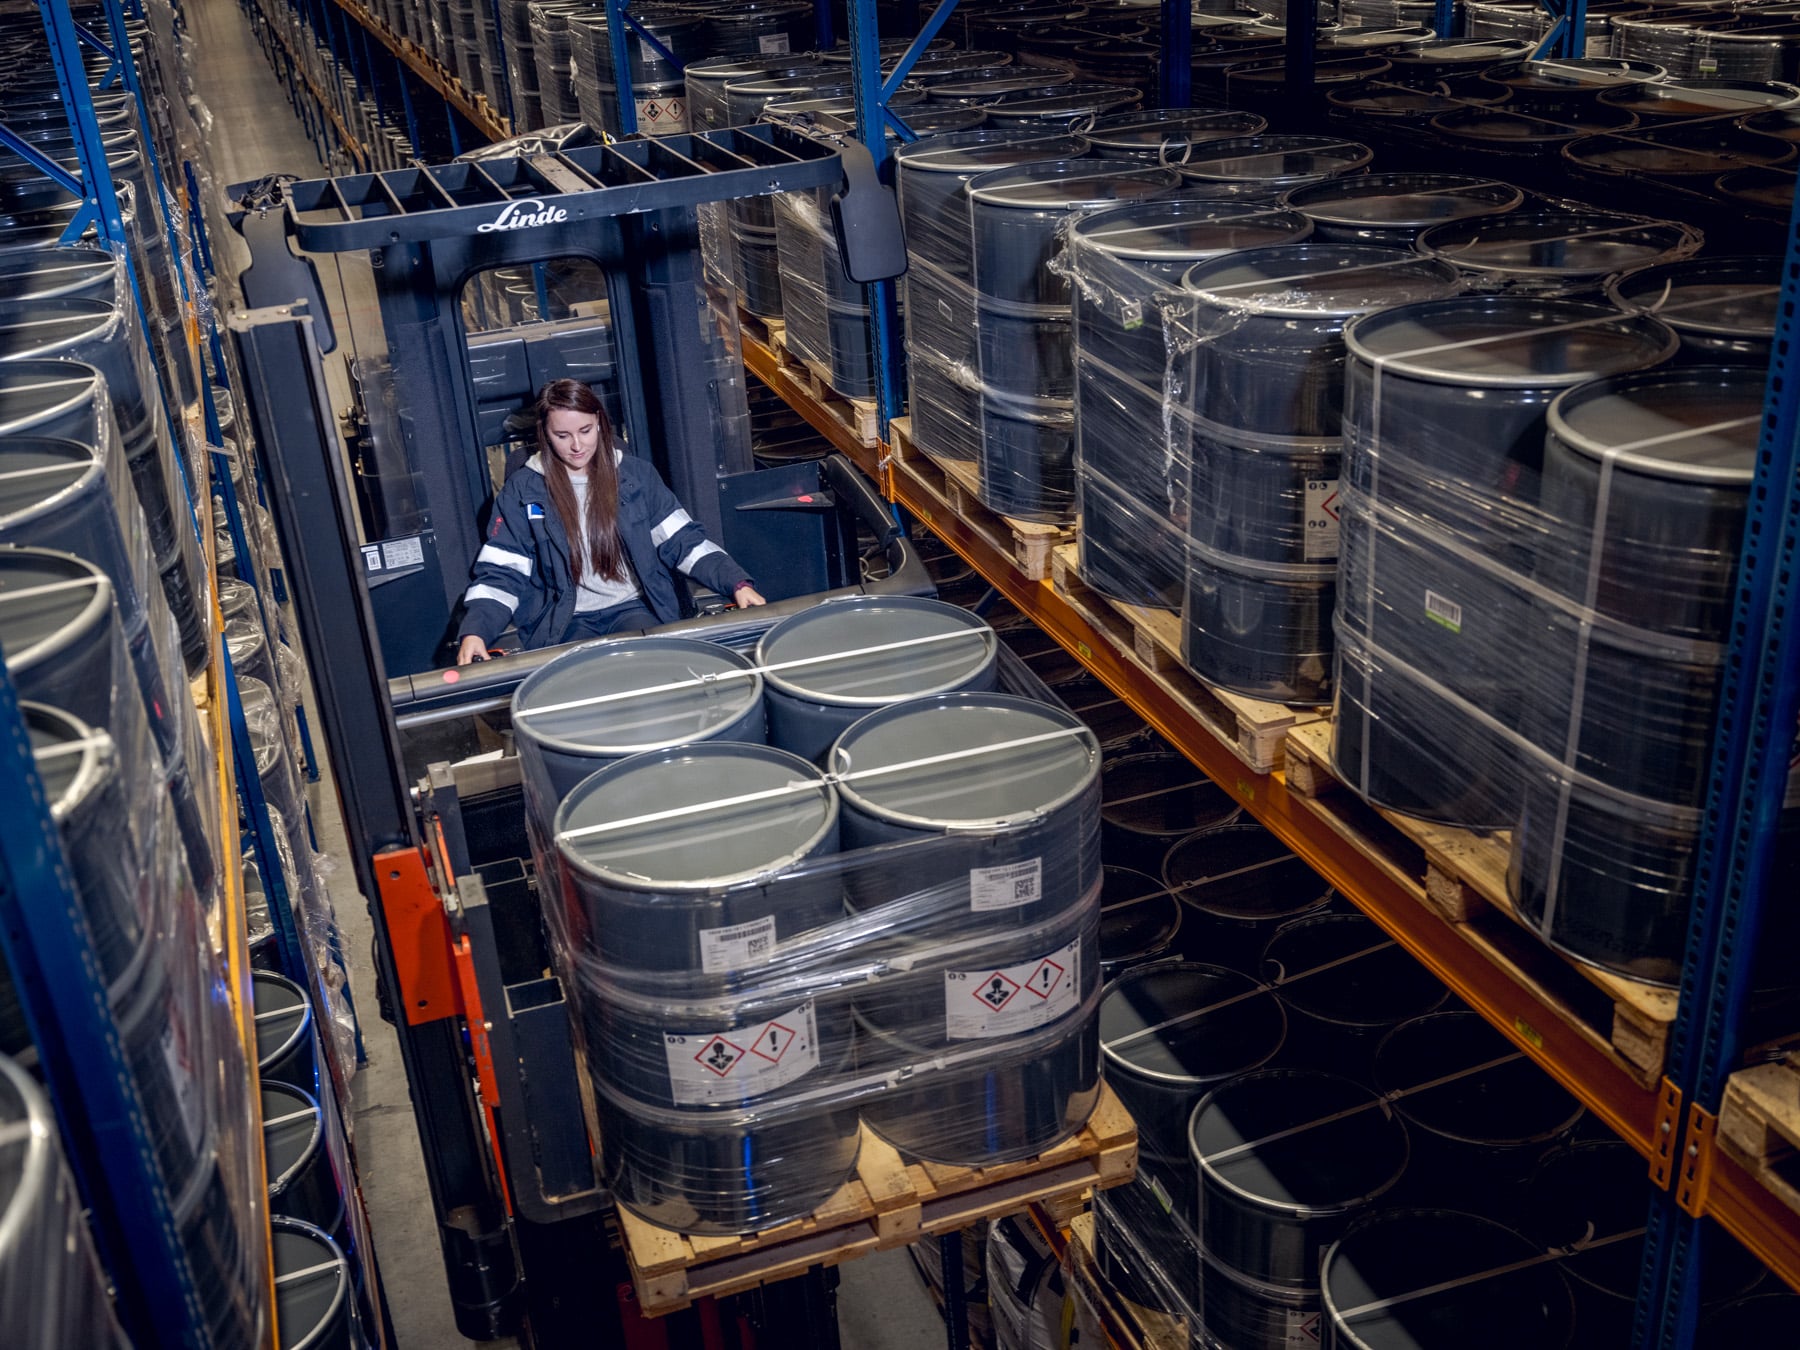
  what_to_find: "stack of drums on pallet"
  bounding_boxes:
[964,158,1177,521]
[1333,297,1678,829]
[1606,255,1781,368]
[1066,197,1314,610]
[528,2,585,125]
[1417,201,1703,297]
[1281,172,1524,248]
[1176,245,1461,704]
[567,8,707,136]
[0,1054,132,1346]
[893,129,1081,464]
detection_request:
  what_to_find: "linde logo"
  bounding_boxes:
[476,199,568,233]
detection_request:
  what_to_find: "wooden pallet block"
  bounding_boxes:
[1047,544,1320,777]
[888,417,1072,582]
[1719,1061,1800,1217]
[618,1083,1137,1315]
[1281,719,1678,1088]
[764,324,881,447]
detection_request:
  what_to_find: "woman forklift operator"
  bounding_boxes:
[456,379,765,664]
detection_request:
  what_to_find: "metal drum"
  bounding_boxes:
[1380,38,1534,87]
[1100,961,1285,1166]
[1524,1141,1767,1345]
[1606,255,1780,367]
[554,742,855,1231]
[1069,198,1314,608]
[1281,173,1523,248]
[1511,365,1760,986]
[1181,245,1461,704]
[1373,1011,1583,1209]
[966,158,1178,521]
[1099,750,1240,871]
[1099,866,1182,979]
[980,83,1142,130]
[0,244,119,301]
[1164,821,1335,976]
[1075,107,1268,160]
[1197,1243,1327,1350]
[923,70,1079,107]
[1418,203,1703,296]
[511,635,766,828]
[702,2,814,58]
[270,1216,356,1350]
[1175,135,1374,203]
[1263,912,1447,1074]
[0,1053,131,1349]
[1093,1174,1200,1316]
[1335,296,1678,827]
[1477,56,1666,115]
[263,1081,346,1240]
[1189,1069,1409,1289]
[1598,77,1800,122]
[255,970,319,1093]
[1320,1210,1577,1349]
[754,596,998,763]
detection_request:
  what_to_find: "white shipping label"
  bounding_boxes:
[944,938,1080,1041]
[1303,478,1342,562]
[1424,588,1463,635]
[758,33,791,53]
[383,535,425,570]
[663,1001,820,1106]
[970,858,1043,913]
[697,914,777,974]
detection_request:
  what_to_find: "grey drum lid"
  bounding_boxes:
[0,436,102,525]
[0,547,110,669]
[1078,106,1267,153]
[981,84,1142,120]
[1281,173,1524,231]
[1564,123,1796,176]
[1600,78,1800,119]
[0,296,121,358]
[1374,1011,1582,1147]
[1191,1069,1409,1213]
[1321,1210,1577,1348]
[1419,205,1702,281]
[1100,961,1285,1084]
[24,701,109,828]
[0,360,100,437]
[1070,199,1314,270]
[965,158,1176,212]
[1183,243,1461,319]
[1178,134,1374,186]
[754,596,996,706]
[892,127,1084,177]
[830,692,1099,830]
[1483,56,1666,94]
[1343,296,1679,388]
[1606,257,1779,343]
[513,635,762,757]
[253,971,313,1072]
[271,1217,349,1349]
[1548,365,1762,485]
[261,1081,322,1193]
[556,742,835,889]
[0,245,117,301]
[1164,822,1330,921]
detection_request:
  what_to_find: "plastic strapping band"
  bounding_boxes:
[262,1108,315,1129]
[1195,254,1445,301]
[0,461,98,482]
[0,1121,32,1148]
[513,626,994,720]
[0,576,105,605]
[1165,851,1306,896]
[556,726,1093,843]
[275,1260,342,1286]
[1332,1226,1646,1320]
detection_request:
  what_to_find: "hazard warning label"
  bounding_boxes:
[1304,478,1341,562]
[943,939,1080,1041]
[662,1000,820,1106]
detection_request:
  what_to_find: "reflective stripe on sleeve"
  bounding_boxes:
[465,583,520,612]
[477,544,532,575]
[650,508,693,546]
[676,540,723,575]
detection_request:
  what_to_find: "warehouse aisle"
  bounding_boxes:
[181,3,949,1346]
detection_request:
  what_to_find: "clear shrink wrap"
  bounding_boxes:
[524,664,1105,1235]
[1333,288,1796,985]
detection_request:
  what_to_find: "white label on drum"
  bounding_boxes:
[944,938,1080,1041]
[697,914,777,974]
[969,858,1043,912]
[758,33,791,53]
[1424,588,1463,635]
[663,1000,820,1106]
[1304,478,1341,561]
[1287,1311,1323,1347]
[159,1022,205,1151]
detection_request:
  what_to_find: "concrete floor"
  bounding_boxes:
[181,3,952,1345]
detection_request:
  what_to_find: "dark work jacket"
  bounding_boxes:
[457,451,751,649]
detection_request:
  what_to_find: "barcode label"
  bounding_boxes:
[758,33,791,53]
[663,1001,820,1106]
[1424,589,1463,634]
[1304,478,1341,561]
[697,914,777,974]
[944,938,1080,1040]
[970,859,1043,912]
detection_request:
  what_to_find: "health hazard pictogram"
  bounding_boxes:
[694,1036,745,1077]
[975,971,1021,1011]
[1319,488,1340,522]
[750,1020,795,1064]
[1024,958,1066,1000]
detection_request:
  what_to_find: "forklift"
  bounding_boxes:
[226,120,937,1345]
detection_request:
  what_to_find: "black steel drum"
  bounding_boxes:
[1165,821,1337,975]
[1263,912,1447,1074]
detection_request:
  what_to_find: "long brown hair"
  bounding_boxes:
[535,379,626,583]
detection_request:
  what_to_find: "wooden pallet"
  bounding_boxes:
[1281,719,1679,1088]
[756,322,881,447]
[1719,1059,1800,1219]
[617,1083,1137,1315]
[888,417,1074,582]
[1048,544,1324,777]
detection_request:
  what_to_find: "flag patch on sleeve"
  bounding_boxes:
[527,503,545,520]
